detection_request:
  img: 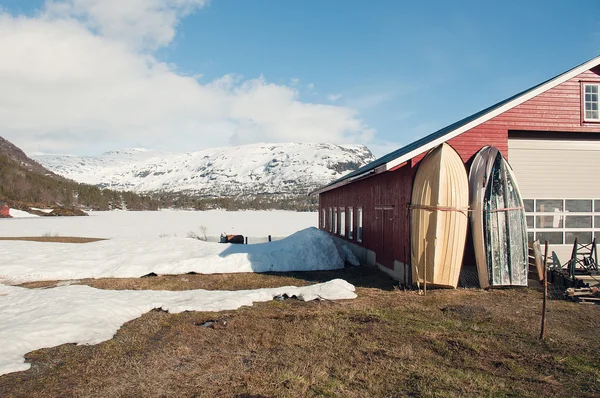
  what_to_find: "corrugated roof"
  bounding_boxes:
[312,55,600,195]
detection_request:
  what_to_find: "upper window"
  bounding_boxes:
[339,207,346,237]
[584,84,600,121]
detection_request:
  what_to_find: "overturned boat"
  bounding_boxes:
[410,143,469,288]
[469,146,528,288]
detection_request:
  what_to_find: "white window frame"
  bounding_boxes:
[339,207,346,237]
[348,207,354,240]
[328,208,333,232]
[321,208,325,229]
[583,83,600,122]
[333,208,338,234]
[524,198,600,245]
[357,207,363,243]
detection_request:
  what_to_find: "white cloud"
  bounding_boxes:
[44,0,209,50]
[327,93,342,102]
[0,1,373,155]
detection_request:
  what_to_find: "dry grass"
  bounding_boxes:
[0,237,106,244]
[2,267,600,398]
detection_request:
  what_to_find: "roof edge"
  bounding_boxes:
[313,54,600,195]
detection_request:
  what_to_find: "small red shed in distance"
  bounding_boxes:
[0,201,10,217]
[311,55,600,284]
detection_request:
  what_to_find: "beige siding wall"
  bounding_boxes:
[508,137,600,261]
[508,138,600,198]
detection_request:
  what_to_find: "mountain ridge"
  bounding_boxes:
[0,136,161,212]
[33,142,376,199]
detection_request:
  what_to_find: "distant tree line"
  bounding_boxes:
[0,153,160,210]
[0,151,320,212]
[156,192,318,212]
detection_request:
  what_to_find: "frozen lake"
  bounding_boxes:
[0,210,318,239]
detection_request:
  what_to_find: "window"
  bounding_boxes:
[348,207,354,239]
[525,198,598,245]
[584,84,600,121]
[357,207,363,242]
[321,209,325,229]
[339,208,346,236]
[328,208,333,232]
[333,208,338,234]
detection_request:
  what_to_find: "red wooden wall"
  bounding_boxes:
[319,65,600,271]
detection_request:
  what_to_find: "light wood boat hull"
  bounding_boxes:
[410,143,469,288]
[469,146,528,288]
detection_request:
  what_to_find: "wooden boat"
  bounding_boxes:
[410,143,469,288]
[469,146,528,288]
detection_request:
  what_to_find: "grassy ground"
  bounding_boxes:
[1,267,599,397]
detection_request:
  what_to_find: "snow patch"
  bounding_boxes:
[8,209,39,218]
[0,279,357,376]
[30,207,53,214]
[0,228,350,284]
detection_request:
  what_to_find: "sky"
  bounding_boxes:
[0,0,599,157]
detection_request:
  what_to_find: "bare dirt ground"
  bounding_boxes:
[1,266,599,397]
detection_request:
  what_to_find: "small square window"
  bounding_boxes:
[566,200,592,212]
[566,231,592,245]
[536,199,562,212]
[536,215,563,229]
[523,199,534,213]
[565,216,592,228]
[527,232,534,243]
[526,215,534,229]
[537,231,563,245]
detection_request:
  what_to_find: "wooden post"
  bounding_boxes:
[245,236,248,245]
[423,238,427,296]
[403,246,407,288]
[540,240,549,340]
[268,235,271,242]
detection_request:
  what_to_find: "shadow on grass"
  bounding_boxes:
[262,266,398,291]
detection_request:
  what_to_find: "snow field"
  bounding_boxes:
[0,211,360,377]
[0,279,357,376]
[0,227,358,284]
[0,210,317,239]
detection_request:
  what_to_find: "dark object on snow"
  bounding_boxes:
[274,294,298,301]
[220,233,244,244]
[141,272,158,278]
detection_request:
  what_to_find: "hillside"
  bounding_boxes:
[32,143,375,199]
[0,137,160,212]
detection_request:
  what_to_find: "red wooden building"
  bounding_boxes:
[0,201,10,218]
[313,55,600,282]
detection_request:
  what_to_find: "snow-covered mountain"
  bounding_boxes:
[32,143,375,197]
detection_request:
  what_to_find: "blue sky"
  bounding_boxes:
[1,0,599,156]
